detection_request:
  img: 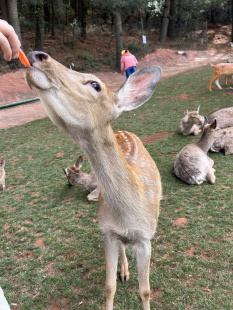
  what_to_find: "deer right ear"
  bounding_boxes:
[183,109,188,115]
[196,105,200,113]
[75,156,83,169]
[114,66,162,118]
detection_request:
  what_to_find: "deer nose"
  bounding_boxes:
[27,51,49,65]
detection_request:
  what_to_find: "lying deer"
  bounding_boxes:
[208,106,233,129]
[0,158,6,191]
[209,63,233,91]
[174,120,218,185]
[62,155,99,201]
[178,106,207,135]
[24,52,162,310]
[210,127,233,155]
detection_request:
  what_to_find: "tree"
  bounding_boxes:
[91,0,149,71]
[167,0,176,39]
[159,0,170,47]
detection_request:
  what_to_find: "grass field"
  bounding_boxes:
[0,65,233,310]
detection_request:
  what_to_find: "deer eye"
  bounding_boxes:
[90,81,101,92]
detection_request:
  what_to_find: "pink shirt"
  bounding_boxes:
[121,52,138,73]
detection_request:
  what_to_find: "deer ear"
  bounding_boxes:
[115,66,161,116]
[75,156,83,169]
[196,105,200,113]
[210,119,217,129]
[183,109,188,115]
[0,158,5,167]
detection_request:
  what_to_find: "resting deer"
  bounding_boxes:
[178,106,207,135]
[210,127,233,155]
[0,158,6,191]
[209,63,233,91]
[24,51,162,310]
[174,120,218,185]
[62,155,99,201]
[208,106,233,129]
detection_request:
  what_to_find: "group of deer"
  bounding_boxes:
[176,106,233,185]
[4,49,229,309]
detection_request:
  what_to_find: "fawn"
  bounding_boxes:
[0,158,6,191]
[178,106,207,135]
[62,155,99,201]
[174,120,218,185]
[209,63,233,91]
[24,51,162,310]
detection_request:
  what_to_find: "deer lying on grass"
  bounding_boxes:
[24,51,162,310]
[0,158,6,191]
[210,127,233,155]
[208,106,233,129]
[209,63,233,91]
[174,120,218,185]
[178,106,207,135]
[62,155,99,201]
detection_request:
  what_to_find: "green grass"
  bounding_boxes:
[0,66,233,310]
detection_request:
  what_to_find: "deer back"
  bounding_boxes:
[208,107,233,129]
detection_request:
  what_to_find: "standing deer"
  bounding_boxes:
[178,106,207,135]
[0,158,6,191]
[174,120,218,185]
[24,51,162,310]
[209,63,233,91]
[62,155,99,201]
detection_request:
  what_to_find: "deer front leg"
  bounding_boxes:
[120,244,129,282]
[135,240,151,310]
[104,234,119,310]
[225,75,228,85]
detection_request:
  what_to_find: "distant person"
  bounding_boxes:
[0,19,21,61]
[121,49,138,79]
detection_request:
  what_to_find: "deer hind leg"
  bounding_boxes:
[215,77,222,89]
[135,240,151,310]
[87,188,99,201]
[120,244,129,282]
[225,75,228,85]
[207,169,216,184]
[104,234,119,310]
[209,74,220,91]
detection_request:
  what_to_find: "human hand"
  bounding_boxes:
[0,19,21,61]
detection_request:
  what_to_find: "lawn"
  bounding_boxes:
[0,65,232,310]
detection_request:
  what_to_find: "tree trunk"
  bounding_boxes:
[167,0,176,39]
[34,4,44,51]
[232,0,233,42]
[78,0,87,40]
[6,0,22,44]
[0,0,8,21]
[159,0,171,47]
[115,9,123,72]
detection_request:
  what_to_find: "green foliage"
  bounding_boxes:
[0,66,233,309]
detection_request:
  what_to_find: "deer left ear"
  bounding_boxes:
[114,66,162,117]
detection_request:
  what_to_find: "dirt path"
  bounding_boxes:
[0,49,227,129]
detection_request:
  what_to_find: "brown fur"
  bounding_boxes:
[24,52,162,310]
[63,155,99,201]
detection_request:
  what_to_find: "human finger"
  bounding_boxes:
[0,31,12,61]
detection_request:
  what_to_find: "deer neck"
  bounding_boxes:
[71,124,140,210]
[196,130,214,153]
